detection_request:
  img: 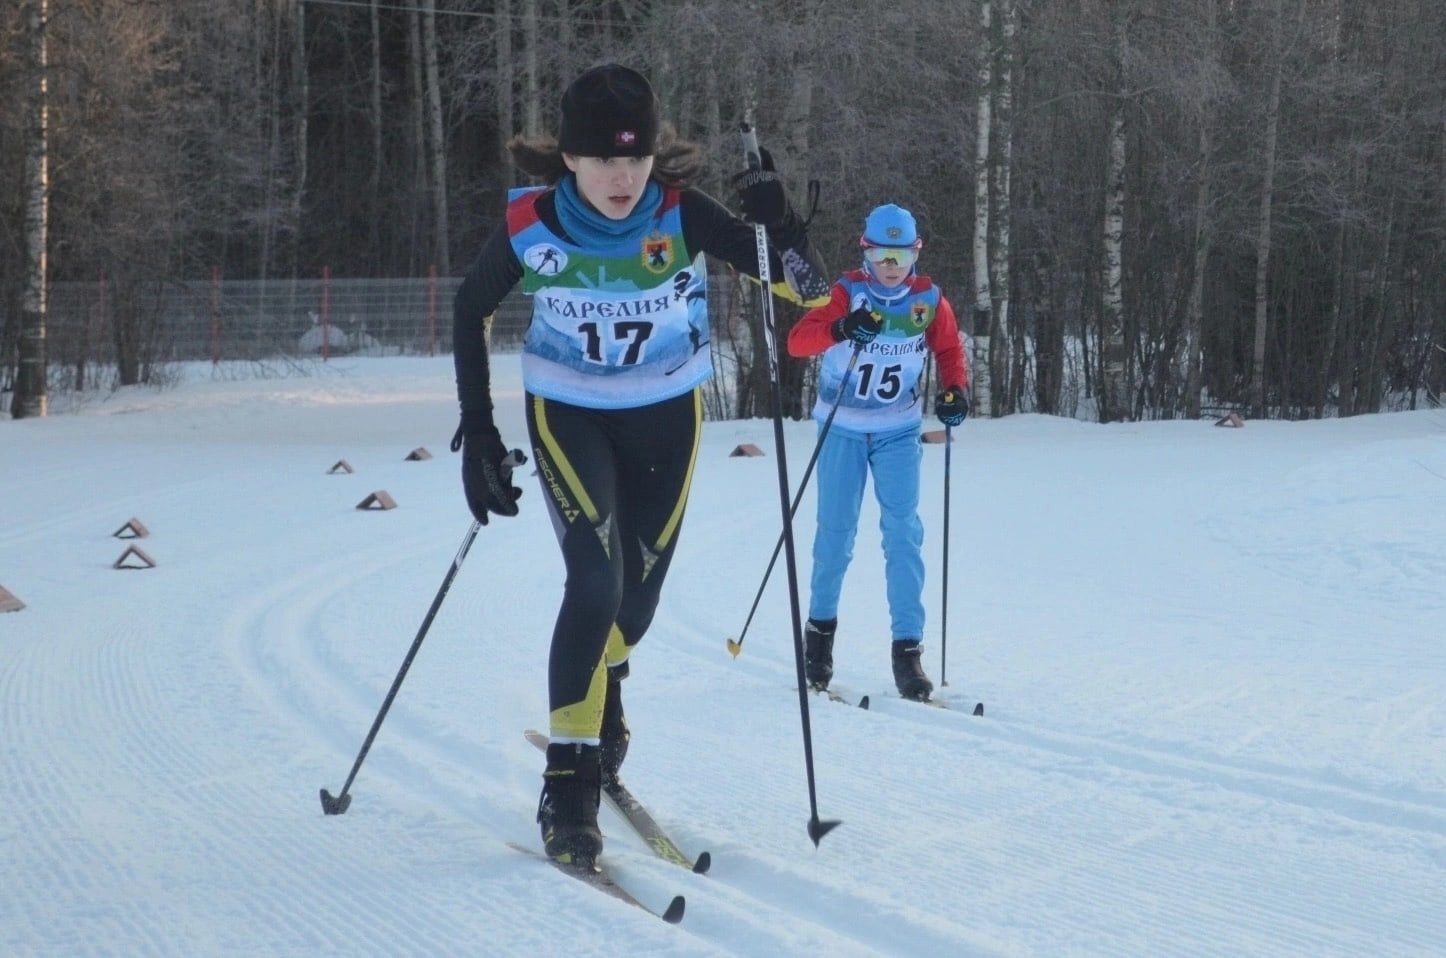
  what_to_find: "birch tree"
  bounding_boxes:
[256,1,293,280]
[290,0,309,278]
[989,0,1017,411]
[1099,1,1130,423]
[1249,0,1288,418]
[14,0,49,419]
[970,0,994,418]
[421,0,450,274]
[495,0,515,177]
[407,7,427,257]
[368,0,383,262]
[1182,0,1222,419]
[772,37,817,422]
[522,0,541,137]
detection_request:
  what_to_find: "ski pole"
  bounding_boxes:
[740,120,839,847]
[939,420,953,687]
[727,343,862,657]
[936,417,983,715]
[319,503,498,814]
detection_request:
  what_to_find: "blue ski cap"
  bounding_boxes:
[861,204,918,247]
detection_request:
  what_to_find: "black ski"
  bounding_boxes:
[508,842,685,923]
[524,730,712,875]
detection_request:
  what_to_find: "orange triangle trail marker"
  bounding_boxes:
[729,443,765,458]
[356,490,398,511]
[405,447,433,461]
[0,585,25,612]
[328,459,354,474]
[113,545,157,569]
[113,518,150,539]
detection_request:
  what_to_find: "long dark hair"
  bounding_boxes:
[507,123,706,188]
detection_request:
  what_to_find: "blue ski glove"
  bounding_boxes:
[833,307,883,346]
[935,387,970,426]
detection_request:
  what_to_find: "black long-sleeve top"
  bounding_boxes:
[452,185,829,430]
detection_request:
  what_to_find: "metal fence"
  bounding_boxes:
[41,274,537,368]
[15,270,759,420]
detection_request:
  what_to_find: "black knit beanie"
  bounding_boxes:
[558,64,659,158]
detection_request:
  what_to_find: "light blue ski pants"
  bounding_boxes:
[806,422,925,640]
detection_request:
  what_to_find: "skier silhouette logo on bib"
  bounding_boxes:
[526,244,568,276]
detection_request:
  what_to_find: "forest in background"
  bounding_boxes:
[2,0,1442,421]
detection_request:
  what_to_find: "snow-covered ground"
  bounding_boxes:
[3,355,1444,956]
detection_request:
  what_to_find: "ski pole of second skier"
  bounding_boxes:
[939,420,953,687]
[727,343,863,657]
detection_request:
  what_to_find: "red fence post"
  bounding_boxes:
[321,266,332,362]
[427,264,438,357]
[210,267,221,364]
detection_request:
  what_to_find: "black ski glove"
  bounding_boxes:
[935,387,970,426]
[451,422,526,525]
[833,307,883,346]
[733,147,789,229]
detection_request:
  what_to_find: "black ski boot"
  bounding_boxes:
[804,618,837,690]
[536,742,603,868]
[891,639,934,701]
[600,661,630,788]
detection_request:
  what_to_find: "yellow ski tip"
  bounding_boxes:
[726,638,742,658]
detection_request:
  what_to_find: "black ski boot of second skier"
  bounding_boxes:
[891,639,935,702]
[804,618,837,690]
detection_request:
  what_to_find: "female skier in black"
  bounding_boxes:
[451,63,829,868]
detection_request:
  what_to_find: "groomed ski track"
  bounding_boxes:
[3,359,1444,956]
